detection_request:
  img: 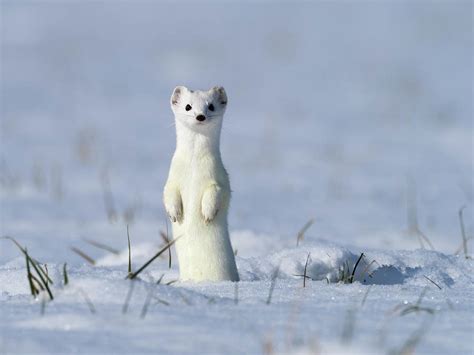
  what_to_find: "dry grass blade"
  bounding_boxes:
[71,247,96,265]
[392,318,431,355]
[416,287,428,306]
[360,259,380,282]
[127,235,182,280]
[141,279,161,319]
[32,266,52,300]
[303,253,311,287]
[160,229,172,269]
[391,288,435,317]
[445,298,455,310]
[263,334,274,355]
[156,274,165,285]
[127,225,132,275]
[153,296,170,306]
[234,282,239,305]
[2,236,53,283]
[341,308,356,344]
[266,265,280,305]
[399,306,435,316]
[78,288,96,314]
[361,285,372,307]
[423,275,442,290]
[455,237,473,256]
[45,264,49,286]
[34,262,52,284]
[83,238,120,255]
[63,263,69,286]
[30,274,45,291]
[349,253,365,283]
[458,205,469,259]
[296,218,315,246]
[40,295,46,315]
[25,248,38,297]
[417,229,435,251]
[335,253,366,284]
[2,236,54,299]
[101,168,117,222]
[406,177,435,250]
[50,163,63,200]
[122,280,136,314]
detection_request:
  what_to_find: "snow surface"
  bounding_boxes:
[1,1,473,354]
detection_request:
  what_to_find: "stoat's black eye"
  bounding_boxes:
[208,103,215,112]
[185,104,192,111]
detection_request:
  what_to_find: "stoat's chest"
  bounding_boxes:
[172,150,228,205]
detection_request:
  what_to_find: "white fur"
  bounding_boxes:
[163,86,239,282]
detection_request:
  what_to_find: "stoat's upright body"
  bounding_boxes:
[163,86,239,282]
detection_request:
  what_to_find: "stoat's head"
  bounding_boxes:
[170,86,227,133]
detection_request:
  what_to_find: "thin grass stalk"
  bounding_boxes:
[45,264,49,286]
[101,169,117,222]
[459,206,468,258]
[303,253,311,288]
[141,279,160,319]
[122,280,136,314]
[71,247,95,265]
[393,318,431,354]
[234,282,239,305]
[30,273,45,291]
[423,275,442,290]
[361,285,372,307]
[417,230,435,251]
[83,238,120,255]
[127,236,181,280]
[360,259,380,281]
[40,295,46,315]
[63,263,69,286]
[416,288,428,307]
[341,309,356,344]
[127,224,132,275]
[156,274,165,285]
[350,253,365,284]
[266,266,279,305]
[160,230,172,269]
[399,306,435,316]
[78,289,96,314]
[25,248,37,297]
[2,236,53,284]
[296,218,315,246]
[26,254,53,300]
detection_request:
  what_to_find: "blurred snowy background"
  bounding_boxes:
[1,1,472,262]
[1,2,473,355]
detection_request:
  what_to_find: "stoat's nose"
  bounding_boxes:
[196,114,206,122]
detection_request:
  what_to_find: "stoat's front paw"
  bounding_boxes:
[201,203,218,224]
[165,202,183,223]
[165,198,183,223]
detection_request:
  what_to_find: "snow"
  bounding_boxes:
[1,1,473,354]
[1,239,473,354]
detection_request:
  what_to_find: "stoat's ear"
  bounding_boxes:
[171,86,187,106]
[213,86,227,105]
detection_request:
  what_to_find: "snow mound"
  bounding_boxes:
[3,237,471,299]
[237,239,473,287]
